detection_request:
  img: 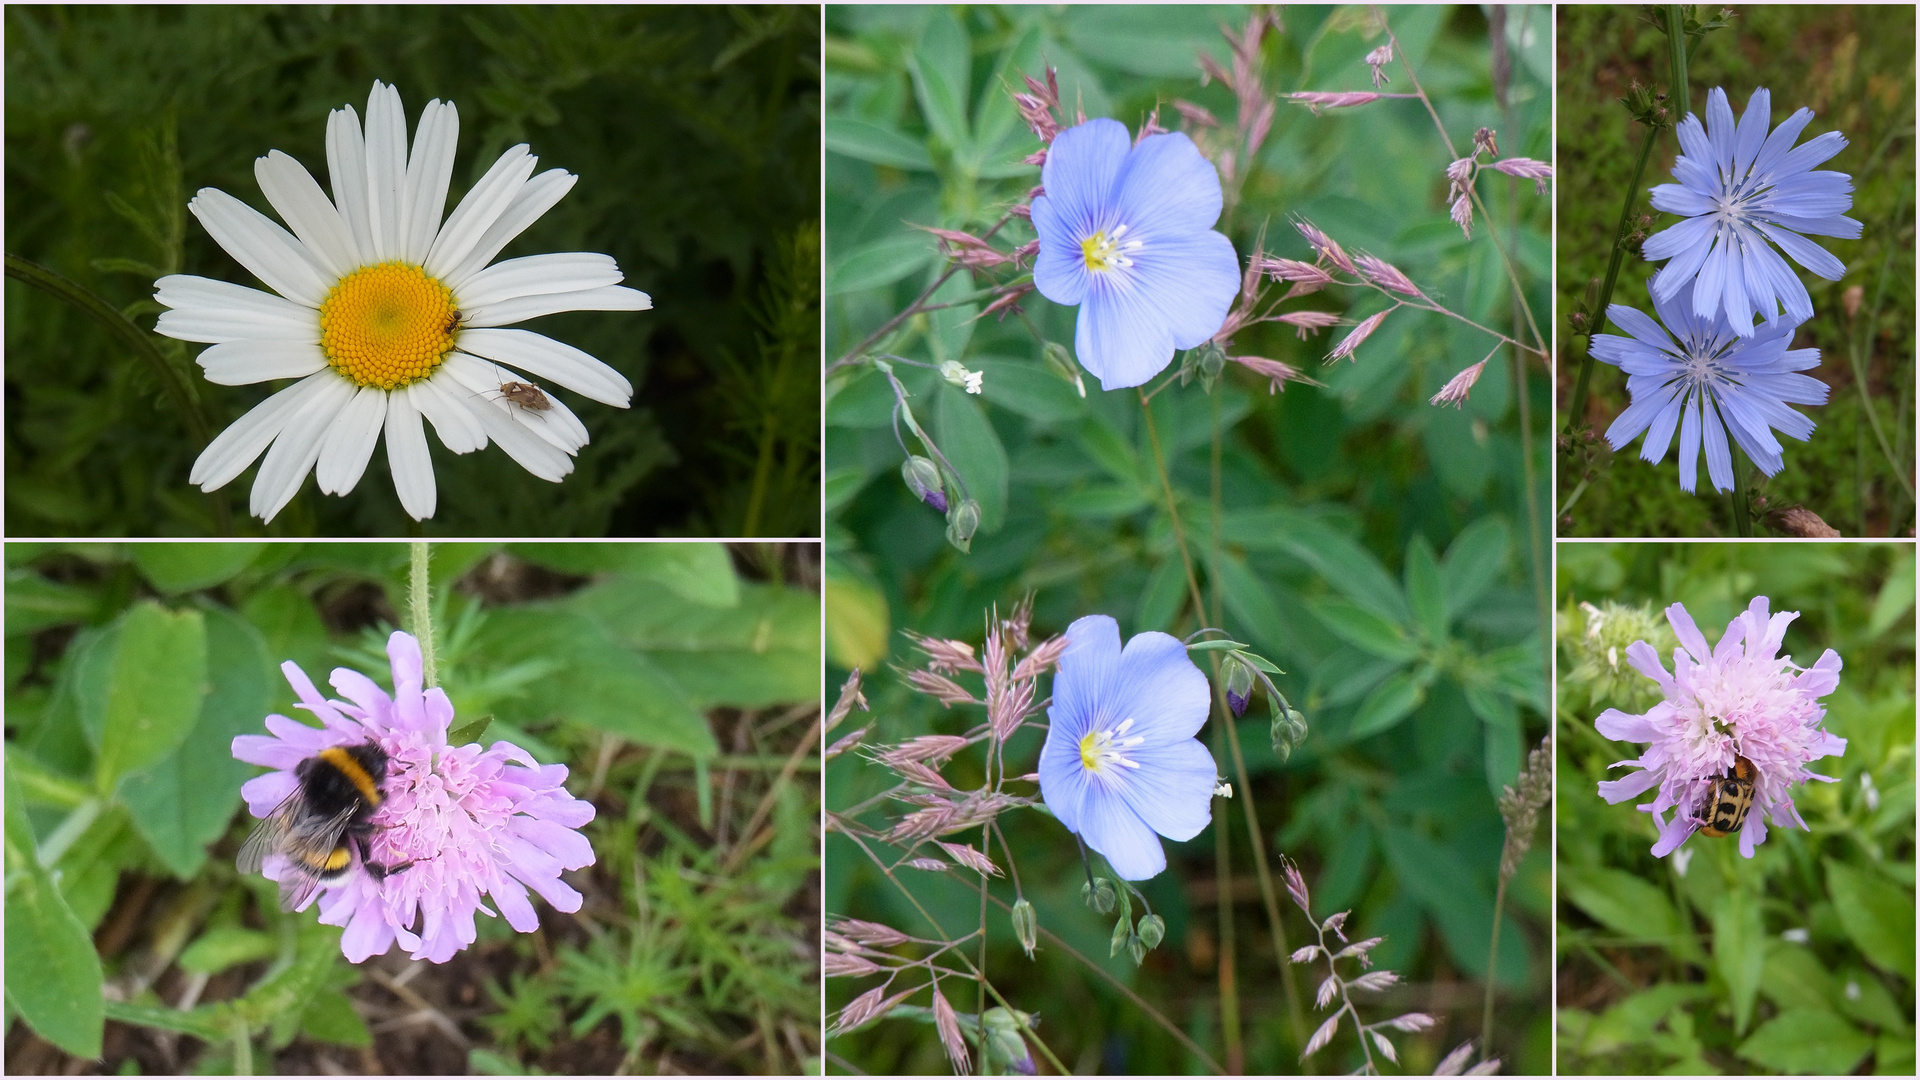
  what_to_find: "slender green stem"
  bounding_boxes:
[1850,229,1916,508]
[1565,123,1661,430]
[5,252,233,535]
[1667,7,1691,123]
[409,541,438,688]
[1481,873,1509,1062]
[1729,444,1753,537]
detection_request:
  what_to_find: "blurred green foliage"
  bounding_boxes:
[4,542,821,1073]
[825,4,1552,1073]
[1556,4,1915,538]
[1555,542,1915,1074]
[4,5,820,538]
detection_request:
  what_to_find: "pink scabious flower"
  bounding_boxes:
[233,630,596,962]
[1594,596,1844,858]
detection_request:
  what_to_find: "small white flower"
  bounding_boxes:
[1781,927,1810,944]
[155,81,651,522]
[939,360,984,394]
[1213,781,1233,799]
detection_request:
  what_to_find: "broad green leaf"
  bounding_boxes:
[1567,984,1710,1058]
[511,543,739,607]
[1737,1009,1872,1075]
[825,115,935,170]
[88,602,209,794]
[934,383,1009,532]
[908,9,972,159]
[101,1000,227,1041]
[239,583,333,682]
[51,805,147,931]
[1311,599,1420,661]
[1347,670,1422,739]
[120,608,274,878]
[179,927,277,975]
[1403,535,1447,642]
[1867,550,1915,637]
[1275,519,1408,621]
[1211,552,1295,661]
[976,359,1087,424]
[1135,557,1188,634]
[4,569,96,636]
[828,232,934,295]
[1561,866,1686,945]
[567,580,820,711]
[129,542,264,593]
[1712,886,1765,1034]
[1760,941,1835,1014]
[926,272,977,365]
[1825,859,1915,981]
[482,608,716,757]
[1440,517,1509,621]
[4,776,104,1057]
[300,988,373,1048]
[1482,707,1520,798]
[825,564,889,672]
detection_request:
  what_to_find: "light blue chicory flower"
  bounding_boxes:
[1642,86,1859,337]
[1037,615,1218,881]
[1592,270,1826,494]
[1031,119,1240,390]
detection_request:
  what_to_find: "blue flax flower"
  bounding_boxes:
[1031,119,1240,390]
[1643,86,1859,337]
[1038,615,1217,880]
[1593,271,1827,494]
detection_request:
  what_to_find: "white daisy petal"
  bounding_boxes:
[153,275,315,342]
[363,80,409,262]
[254,150,360,279]
[424,145,537,279]
[196,340,329,385]
[187,188,333,305]
[385,390,437,520]
[454,253,625,308]
[441,169,577,287]
[454,330,632,407]
[401,98,459,264]
[190,371,337,491]
[315,385,389,496]
[469,393,575,482]
[466,285,653,328]
[250,374,357,521]
[513,387,590,454]
[326,104,376,264]
[412,375,489,454]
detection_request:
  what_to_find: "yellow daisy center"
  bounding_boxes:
[1079,224,1140,273]
[318,261,460,389]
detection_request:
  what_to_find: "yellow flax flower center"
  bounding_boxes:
[1079,717,1145,775]
[1079,223,1140,273]
[318,261,460,389]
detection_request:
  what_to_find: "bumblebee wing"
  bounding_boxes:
[235,790,303,874]
[277,865,326,912]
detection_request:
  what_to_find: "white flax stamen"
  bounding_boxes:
[1079,716,1146,774]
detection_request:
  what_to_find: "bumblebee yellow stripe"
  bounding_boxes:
[319,746,382,806]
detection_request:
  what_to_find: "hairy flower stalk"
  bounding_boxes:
[1483,735,1551,1062]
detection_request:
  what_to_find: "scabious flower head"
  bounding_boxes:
[156,81,651,522]
[1030,119,1240,391]
[233,630,596,962]
[1591,270,1827,494]
[1037,615,1218,880]
[1642,86,1860,337]
[1594,597,1844,859]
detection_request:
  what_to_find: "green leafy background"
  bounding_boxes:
[4,541,821,1074]
[1555,4,1915,537]
[4,5,820,538]
[1555,542,1915,1074]
[825,4,1553,1074]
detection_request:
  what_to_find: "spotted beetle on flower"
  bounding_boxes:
[155,80,651,522]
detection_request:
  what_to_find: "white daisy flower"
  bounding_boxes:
[154,80,651,522]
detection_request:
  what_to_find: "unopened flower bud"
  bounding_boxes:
[1570,311,1590,333]
[1041,341,1087,398]
[1221,654,1255,716]
[946,498,981,552]
[1010,898,1038,958]
[981,1007,1036,1075]
[1082,876,1116,914]
[903,455,947,512]
[1136,913,1166,949]
[1584,278,1601,309]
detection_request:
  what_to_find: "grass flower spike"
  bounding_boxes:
[1591,270,1827,494]
[1030,118,1239,390]
[156,80,651,522]
[1642,86,1859,336]
[1593,597,1844,859]
[1037,615,1218,880]
[233,630,597,962]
